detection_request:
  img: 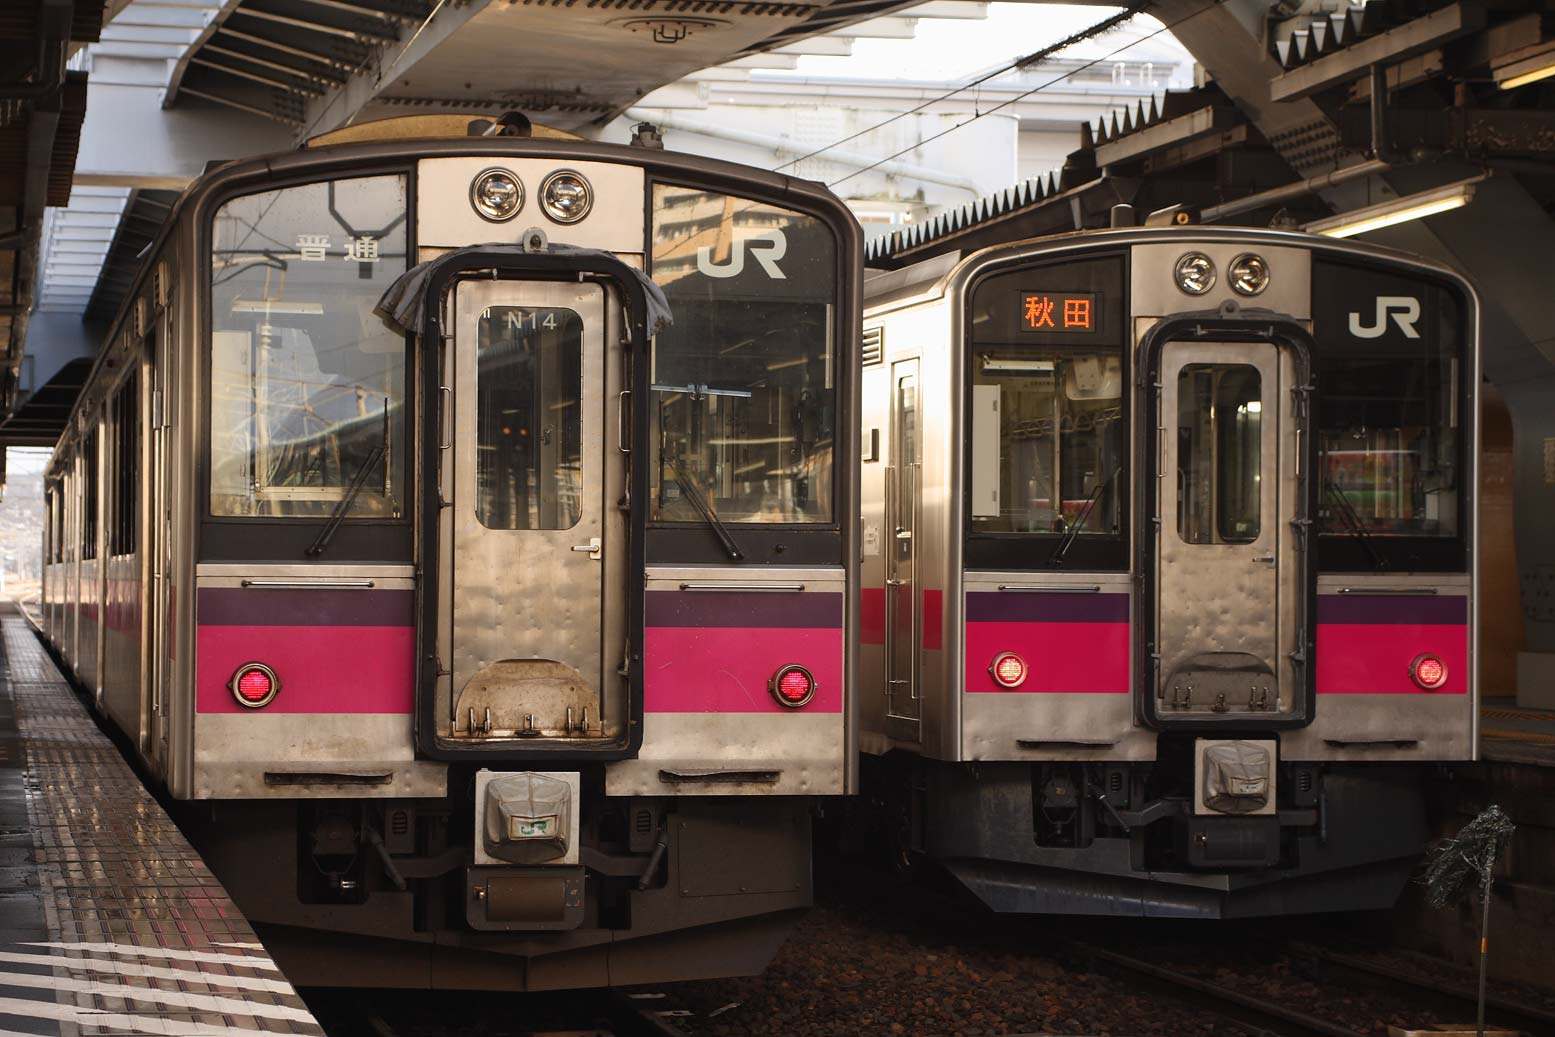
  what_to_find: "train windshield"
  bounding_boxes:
[647,185,837,524]
[208,174,409,519]
[966,255,1126,539]
[1312,261,1463,543]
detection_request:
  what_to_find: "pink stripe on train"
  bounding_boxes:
[1315,623,1468,694]
[965,620,1128,693]
[643,627,844,713]
[196,624,415,714]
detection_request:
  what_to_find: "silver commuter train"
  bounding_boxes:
[38,115,862,988]
[859,225,1477,916]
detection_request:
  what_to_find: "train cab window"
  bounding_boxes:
[647,185,837,525]
[475,306,583,530]
[208,174,408,520]
[1176,364,1261,545]
[1311,260,1467,570]
[964,252,1127,568]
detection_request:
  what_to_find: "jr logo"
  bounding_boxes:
[696,229,788,280]
[1348,296,1421,339]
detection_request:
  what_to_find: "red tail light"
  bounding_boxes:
[770,665,816,708]
[230,662,280,708]
[1410,653,1447,690]
[990,652,1027,688]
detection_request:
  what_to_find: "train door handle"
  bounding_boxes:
[616,390,631,454]
[571,537,602,560]
[1252,552,1275,564]
[438,386,452,450]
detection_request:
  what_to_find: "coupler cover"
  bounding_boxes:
[1193,739,1277,816]
[474,770,581,865]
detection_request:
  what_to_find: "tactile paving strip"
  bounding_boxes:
[0,611,325,1036]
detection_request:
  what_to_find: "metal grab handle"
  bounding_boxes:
[616,390,631,454]
[677,582,805,592]
[1016,737,1118,749]
[438,386,452,450]
[1335,586,1439,595]
[1322,738,1420,749]
[997,584,1102,593]
[241,578,376,589]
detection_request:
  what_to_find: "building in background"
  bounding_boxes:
[602,5,1195,239]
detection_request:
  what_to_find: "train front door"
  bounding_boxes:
[1153,341,1300,720]
[439,278,627,743]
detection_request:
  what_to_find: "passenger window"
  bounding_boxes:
[1177,364,1261,545]
[475,306,583,531]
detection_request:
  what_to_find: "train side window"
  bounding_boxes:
[1176,364,1261,545]
[474,306,583,531]
[208,174,408,521]
[81,429,99,561]
[110,372,138,556]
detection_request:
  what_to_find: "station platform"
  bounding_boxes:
[0,605,324,1036]
[1479,696,1555,766]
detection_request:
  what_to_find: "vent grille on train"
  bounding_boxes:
[862,326,884,366]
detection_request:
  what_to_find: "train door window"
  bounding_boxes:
[111,372,138,556]
[208,173,409,520]
[475,306,584,530]
[647,184,838,525]
[81,429,99,561]
[1176,364,1261,545]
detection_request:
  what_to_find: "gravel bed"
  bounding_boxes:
[659,895,1264,1036]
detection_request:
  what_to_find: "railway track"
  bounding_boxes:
[303,988,695,1037]
[1077,940,1554,1037]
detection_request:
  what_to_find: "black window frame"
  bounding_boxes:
[110,369,139,558]
[197,164,417,564]
[1310,257,1473,574]
[643,175,854,567]
[80,427,99,562]
[961,247,1131,572]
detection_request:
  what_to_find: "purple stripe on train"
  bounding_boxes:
[1316,595,1466,625]
[645,590,842,629]
[965,591,1129,624]
[198,588,414,627]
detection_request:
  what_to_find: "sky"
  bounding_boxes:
[760,3,1195,85]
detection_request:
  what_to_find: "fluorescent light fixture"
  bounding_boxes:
[1304,177,1484,238]
[1495,48,1555,91]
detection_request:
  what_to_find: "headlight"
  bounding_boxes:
[470,168,523,222]
[1174,252,1216,295]
[1229,253,1270,296]
[540,170,592,224]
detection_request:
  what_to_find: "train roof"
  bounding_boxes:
[863,224,1474,317]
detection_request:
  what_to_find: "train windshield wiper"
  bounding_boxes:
[1322,480,1386,571]
[668,458,744,561]
[307,403,389,558]
[1050,466,1119,566]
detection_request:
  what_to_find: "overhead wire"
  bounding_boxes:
[771,1,1155,174]
[823,0,1228,192]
